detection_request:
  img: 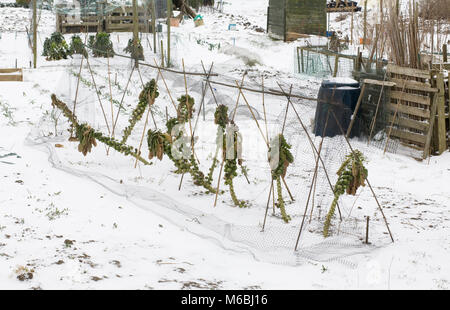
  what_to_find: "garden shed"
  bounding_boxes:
[267,0,327,41]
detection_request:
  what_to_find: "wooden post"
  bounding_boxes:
[355,47,360,71]
[167,0,172,67]
[56,11,61,33]
[444,44,448,63]
[32,0,37,69]
[301,48,304,73]
[160,40,165,67]
[435,72,446,154]
[98,1,103,32]
[363,0,367,49]
[333,55,339,77]
[152,0,157,54]
[423,72,439,159]
[346,83,366,137]
[132,0,139,68]
[358,51,363,71]
[364,216,370,244]
[350,10,354,45]
[283,6,287,42]
[380,0,383,23]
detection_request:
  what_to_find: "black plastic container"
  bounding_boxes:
[313,78,361,137]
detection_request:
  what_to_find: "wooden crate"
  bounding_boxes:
[0,68,23,82]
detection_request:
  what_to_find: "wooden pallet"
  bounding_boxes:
[385,64,444,159]
[0,68,23,82]
[57,6,151,34]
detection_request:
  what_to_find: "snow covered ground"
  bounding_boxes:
[1,0,450,290]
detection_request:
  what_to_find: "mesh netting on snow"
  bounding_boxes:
[26,54,394,268]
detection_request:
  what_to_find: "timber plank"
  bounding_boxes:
[0,68,21,73]
[391,91,431,106]
[423,92,439,158]
[388,127,426,144]
[390,78,438,93]
[435,73,446,154]
[0,68,23,82]
[387,103,430,118]
[387,64,430,80]
[363,79,396,87]
[387,115,429,132]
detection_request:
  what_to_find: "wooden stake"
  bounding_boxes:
[194,62,216,136]
[261,181,273,231]
[333,55,339,77]
[384,80,408,154]
[295,111,328,250]
[132,0,139,68]
[107,56,115,134]
[151,0,157,53]
[137,66,158,130]
[330,109,394,243]
[364,216,370,244]
[71,36,87,136]
[443,44,448,63]
[367,72,388,145]
[32,0,37,69]
[85,57,111,135]
[277,82,343,220]
[201,61,219,106]
[152,58,177,112]
[167,0,172,67]
[363,0,367,49]
[346,83,366,137]
[238,81,296,207]
[213,73,247,207]
[261,76,276,215]
[281,85,293,134]
[235,81,269,147]
[112,66,135,136]
[134,71,160,168]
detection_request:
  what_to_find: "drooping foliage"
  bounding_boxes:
[147,129,170,161]
[122,79,159,144]
[177,95,195,123]
[50,94,150,166]
[214,104,248,208]
[269,133,294,223]
[323,150,368,237]
[162,96,216,193]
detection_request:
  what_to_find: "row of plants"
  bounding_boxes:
[43,32,145,61]
[43,32,112,61]
[51,77,368,236]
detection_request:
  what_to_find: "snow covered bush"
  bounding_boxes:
[123,38,144,61]
[69,35,88,58]
[88,32,114,58]
[42,32,71,61]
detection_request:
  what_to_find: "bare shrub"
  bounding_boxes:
[419,0,450,21]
